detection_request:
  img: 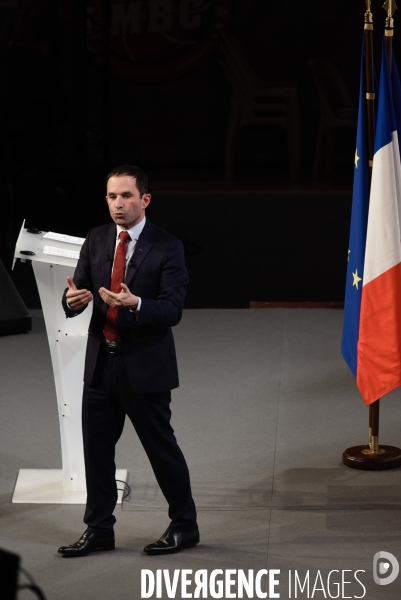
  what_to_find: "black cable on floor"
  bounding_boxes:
[18,566,47,600]
[116,478,131,500]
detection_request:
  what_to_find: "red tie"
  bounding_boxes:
[104,231,131,341]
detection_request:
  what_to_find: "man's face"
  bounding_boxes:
[106,175,151,230]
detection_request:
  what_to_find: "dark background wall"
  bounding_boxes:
[0,0,396,308]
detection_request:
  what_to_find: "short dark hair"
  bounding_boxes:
[106,165,149,197]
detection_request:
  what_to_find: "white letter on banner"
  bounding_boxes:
[141,570,155,598]
[181,570,193,598]
[295,571,309,596]
[238,570,254,598]
[156,570,162,598]
[341,571,352,599]
[209,570,224,598]
[255,570,267,598]
[225,570,237,598]
[326,570,340,599]
[163,570,180,598]
[194,570,208,598]
[269,570,280,598]
[311,571,327,598]
[354,571,366,599]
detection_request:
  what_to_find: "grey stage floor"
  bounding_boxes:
[2,309,401,599]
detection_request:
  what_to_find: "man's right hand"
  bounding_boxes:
[66,276,93,310]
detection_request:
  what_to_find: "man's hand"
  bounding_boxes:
[66,276,93,310]
[99,283,139,309]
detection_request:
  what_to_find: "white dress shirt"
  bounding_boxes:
[67,217,146,312]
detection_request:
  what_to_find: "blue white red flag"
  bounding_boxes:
[356,41,401,404]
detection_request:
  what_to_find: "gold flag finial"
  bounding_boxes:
[383,0,398,17]
[364,0,373,27]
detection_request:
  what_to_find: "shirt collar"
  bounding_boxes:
[116,216,146,241]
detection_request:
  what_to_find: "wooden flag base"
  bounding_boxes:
[343,444,401,470]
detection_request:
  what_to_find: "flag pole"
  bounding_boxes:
[342,1,401,469]
[363,1,380,455]
[365,0,375,173]
[384,0,396,70]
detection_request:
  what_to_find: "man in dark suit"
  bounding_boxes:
[57,165,198,557]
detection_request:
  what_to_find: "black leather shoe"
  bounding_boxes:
[143,527,199,556]
[58,530,115,557]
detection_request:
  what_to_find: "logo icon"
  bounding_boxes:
[373,551,399,585]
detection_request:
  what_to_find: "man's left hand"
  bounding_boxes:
[99,283,139,309]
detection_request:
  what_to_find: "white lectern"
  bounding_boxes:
[12,222,127,503]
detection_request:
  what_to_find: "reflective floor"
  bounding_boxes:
[1,309,401,599]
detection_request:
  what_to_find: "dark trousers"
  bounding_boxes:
[82,348,197,534]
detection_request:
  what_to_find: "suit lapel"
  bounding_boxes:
[102,224,117,288]
[124,219,154,288]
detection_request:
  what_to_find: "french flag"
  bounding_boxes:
[355,42,401,405]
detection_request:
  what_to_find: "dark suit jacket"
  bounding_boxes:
[61,219,189,394]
